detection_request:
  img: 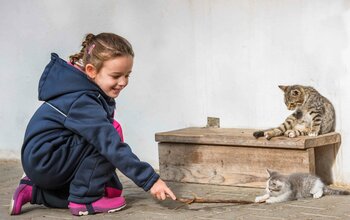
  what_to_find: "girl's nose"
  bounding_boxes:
[118,76,128,86]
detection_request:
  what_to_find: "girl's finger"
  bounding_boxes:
[165,188,176,200]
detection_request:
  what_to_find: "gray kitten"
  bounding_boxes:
[255,169,349,204]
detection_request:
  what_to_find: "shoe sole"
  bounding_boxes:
[73,203,126,216]
[107,203,126,213]
[9,199,15,215]
[9,184,27,215]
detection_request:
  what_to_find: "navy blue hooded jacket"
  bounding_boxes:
[21,53,159,191]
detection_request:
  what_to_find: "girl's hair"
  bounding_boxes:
[69,33,134,72]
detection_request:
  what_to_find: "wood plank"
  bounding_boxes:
[314,143,340,185]
[155,127,340,149]
[159,143,311,187]
[304,133,341,148]
[307,148,316,175]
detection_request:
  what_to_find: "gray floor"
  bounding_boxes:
[1,160,350,220]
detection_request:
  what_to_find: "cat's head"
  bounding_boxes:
[278,85,306,110]
[266,169,290,196]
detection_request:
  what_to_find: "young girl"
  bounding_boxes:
[10,33,176,216]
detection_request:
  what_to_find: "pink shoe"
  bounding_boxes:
[68,196,126,216]
[105,186,122,198]
[9,176,33,215]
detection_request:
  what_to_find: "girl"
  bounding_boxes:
[10,33,176,216]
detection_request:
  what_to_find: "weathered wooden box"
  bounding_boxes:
[155,127,341,188]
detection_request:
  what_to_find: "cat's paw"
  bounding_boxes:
[288,132,296,138]
[255,195,267,203]
[284,130,293,137]
[313,191,323,199]
[264,131,274,140]
[308,131,318,137]
[255,194,270,203]
[285,130,296,138]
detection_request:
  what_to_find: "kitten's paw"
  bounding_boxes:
[285,129,299,138]
[285,130,296,138]
[284,130,294,137]
[313,191,323,199]
[288,132,296,138]
[308,131,318,137]
[264,131,274,140]
[264,134,272,140]
[255,194,270,203]
[255,196,266,203]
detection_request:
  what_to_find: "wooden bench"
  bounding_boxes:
[155,127,341,188]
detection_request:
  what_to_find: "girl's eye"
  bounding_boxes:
[111,74,130,79]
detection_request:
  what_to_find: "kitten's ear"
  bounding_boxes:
[278,85,288,92]
[266,169,275,177]
[291,89,300,96]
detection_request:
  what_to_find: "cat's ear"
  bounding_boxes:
[291,89,300,96]
[278,85,288,92]
[266,169,276,177]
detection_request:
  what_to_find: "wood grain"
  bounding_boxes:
[159,143,312,187]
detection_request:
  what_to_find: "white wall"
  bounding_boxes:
[1,0,350,184]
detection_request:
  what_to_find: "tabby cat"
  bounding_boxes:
[253,85,335,140]
[255,169,350,204]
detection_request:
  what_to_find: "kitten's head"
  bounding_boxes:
[266,169,290,196]
[279,85,306,110]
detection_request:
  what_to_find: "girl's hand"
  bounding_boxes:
[150,178,176,201]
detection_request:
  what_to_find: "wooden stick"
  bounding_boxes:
[173,192,254,210]
[176,197,254,205]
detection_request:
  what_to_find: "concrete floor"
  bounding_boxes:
[1,160,350,220]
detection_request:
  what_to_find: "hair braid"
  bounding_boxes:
[69,33,95,65]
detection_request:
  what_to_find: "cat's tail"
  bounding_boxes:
[324,187,350,195]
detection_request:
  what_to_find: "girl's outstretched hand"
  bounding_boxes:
[150,178,176,201]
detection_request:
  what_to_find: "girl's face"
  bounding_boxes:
[86,55,133,98]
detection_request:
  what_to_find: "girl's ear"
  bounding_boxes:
[85,64,97,79]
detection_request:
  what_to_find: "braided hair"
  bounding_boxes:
[69,33,134,72]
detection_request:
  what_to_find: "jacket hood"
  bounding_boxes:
[38,53,101,101]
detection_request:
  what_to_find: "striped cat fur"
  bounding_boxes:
[253,85,336,140]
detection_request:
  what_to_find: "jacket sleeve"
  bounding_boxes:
[64,93,159,191]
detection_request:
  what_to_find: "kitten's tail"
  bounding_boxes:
[324,187,350,195]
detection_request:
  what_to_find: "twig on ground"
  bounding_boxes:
[174,193,254,210]
[176,197,254,205]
